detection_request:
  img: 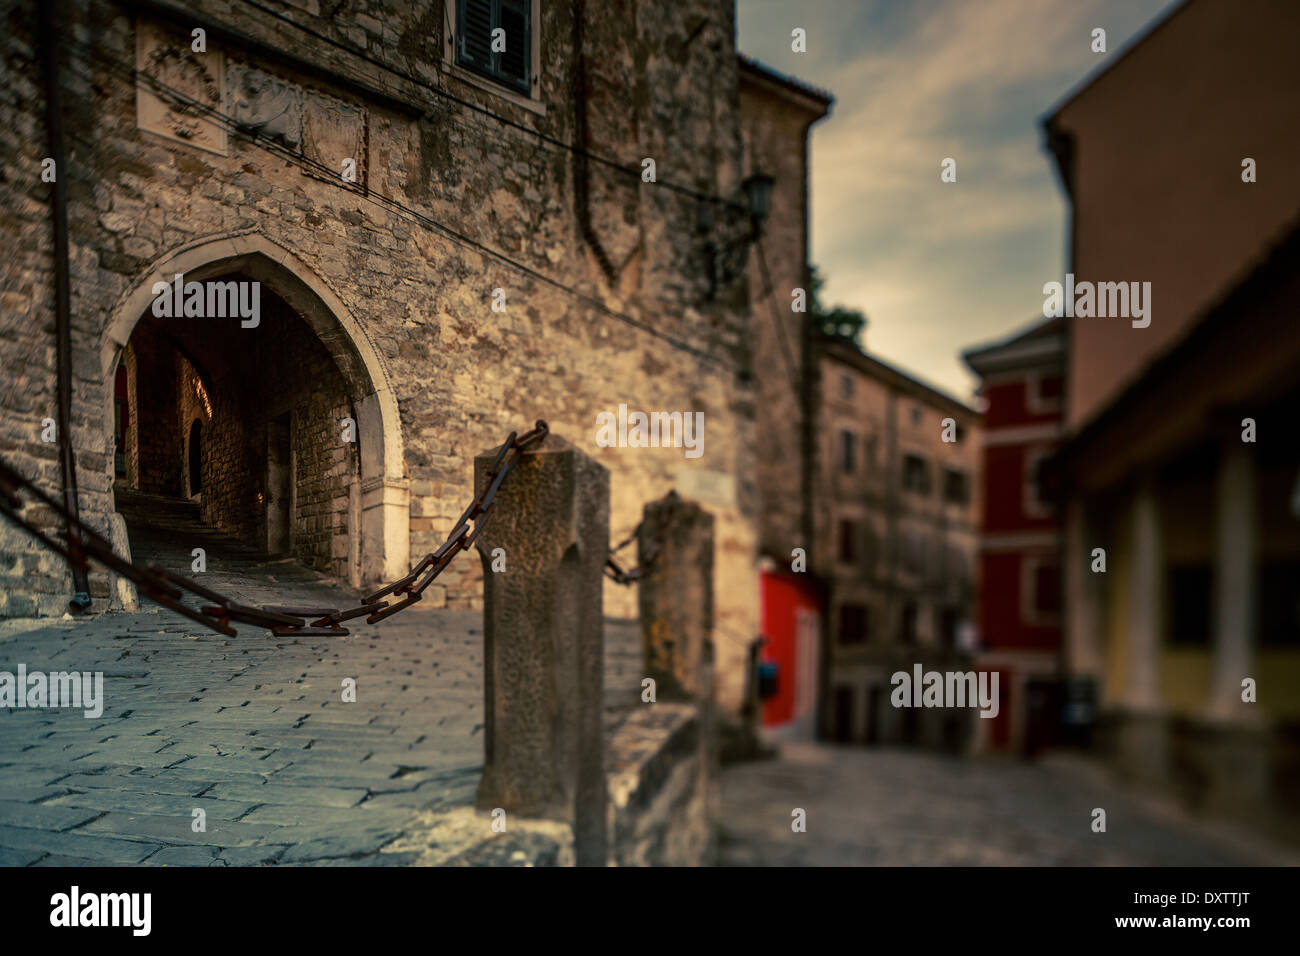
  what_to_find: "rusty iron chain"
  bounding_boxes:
[0,420,549,638]
[322,419,550,634]
[604,526,644,585]
[603,490,680,586]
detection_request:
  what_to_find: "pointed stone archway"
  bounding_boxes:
[101,231,408,590]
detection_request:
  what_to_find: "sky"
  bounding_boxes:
[737,0,1180,402]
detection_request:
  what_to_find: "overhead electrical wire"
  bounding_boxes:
[57,33,738,372]
[232,0,746,212]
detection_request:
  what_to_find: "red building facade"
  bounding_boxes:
[962,318,1066,753]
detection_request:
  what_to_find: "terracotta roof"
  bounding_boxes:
[961,316,1066,376]
[820,334,981,420]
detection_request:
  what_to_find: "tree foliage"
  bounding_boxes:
[809,265,867,345]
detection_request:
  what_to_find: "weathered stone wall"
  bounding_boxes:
[739,65,830,562]
[0,0,761,712]
[607,704,713,866]
[251,292,358,576]
[197,351,262,550]
[175,353,209,498]
[286,377,356,579]
[127,322,183,496]
[121,341,140,488]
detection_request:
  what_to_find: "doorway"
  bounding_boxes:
[266,413,292,556]
[833,686,854,743]
[187,419,203,497]
[105,240,409,586]
[865,684,882,744]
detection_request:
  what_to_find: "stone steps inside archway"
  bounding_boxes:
[113,486,358,612]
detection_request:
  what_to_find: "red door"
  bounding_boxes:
[760,570,821,728]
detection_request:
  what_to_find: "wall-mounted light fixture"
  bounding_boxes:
[700,171,775,301]
[742,171,774,224]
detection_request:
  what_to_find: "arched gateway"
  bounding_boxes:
[101,231,409,588]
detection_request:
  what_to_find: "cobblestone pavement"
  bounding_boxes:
[0,597,642,866]
[717,739,1300,866]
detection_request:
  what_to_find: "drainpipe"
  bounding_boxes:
[40,0,92,612]
[802,274,827,737]
[570,0,617,284]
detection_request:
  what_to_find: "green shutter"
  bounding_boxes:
[497,0,530,91]
[458,0,493,71]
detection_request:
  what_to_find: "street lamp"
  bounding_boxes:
[702,170,774,300]
[741,172,774,226]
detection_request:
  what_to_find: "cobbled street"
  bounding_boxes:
[6,582,1296,869]
[717,740,1300,866]
[0,503,1290,870]
[0,593,642,867]
[4,596,1298,867]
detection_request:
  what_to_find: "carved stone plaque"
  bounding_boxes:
[135,19,226,155]
[303,91,366,186]
[674,466,737,509]
[227,62,303,150]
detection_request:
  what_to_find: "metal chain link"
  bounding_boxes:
[319,419,550,634]
[604,520,644,585]
[603,490,680,586]
[0,420,549,638]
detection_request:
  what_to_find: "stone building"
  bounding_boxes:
[0,0,793,714]
[814,335,983,746]
[737,55,831,739]
[1044,0,1300,830]
[738,54,831,562]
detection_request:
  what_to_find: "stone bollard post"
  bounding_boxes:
[638,491,714,702]
[473,432,609,866]
[637,490,719,859]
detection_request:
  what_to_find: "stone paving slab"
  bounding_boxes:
[50,772,210,796]
[200,781,369,809]
[32,855,142,868]
[42,789,257,819]
[0,846,46,866]
[0,801,103,832]
[140,845,225,866]
[0,823,160,864]
[76,811,280,847]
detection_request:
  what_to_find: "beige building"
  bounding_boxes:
[815,336,983,745]
[1045,0,1300,828]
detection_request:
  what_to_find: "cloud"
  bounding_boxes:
[739,0,1178,398]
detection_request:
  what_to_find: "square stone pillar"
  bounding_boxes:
[356,391,409,585]
[1203,437,1269,816]
[637,491,714,702]
[1124,475,1163,712]
[1208,439,1259,723]
[1065,497,1105,679]
[636,490,719,851]
[473,433,609,866]
[360,476,409,585]
[1062,496,1104,744]
[1117,474,1168,784]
